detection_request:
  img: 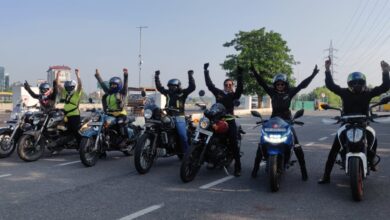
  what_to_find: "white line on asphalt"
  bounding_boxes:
[318,137,328,141]
[55,161,81,166]
[0,174,12,178]
[118,203,164,220]
[199,176,234,189]
[331,132,337,136]
[304,142,315,146]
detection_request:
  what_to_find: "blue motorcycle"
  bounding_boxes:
[79,109,142,167]
[251,109,304,192]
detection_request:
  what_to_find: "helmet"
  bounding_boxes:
[167,79,181,92]
[39,83,51,95]
[64,80,77,93]
[109,77,123,93]
[272,73,288,86]
[347,72,366,93]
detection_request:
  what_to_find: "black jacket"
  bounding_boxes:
[24,81,58,113]
[155,73,195,116]
[252,71,317,120]
[204,69,243,115]
[325,70,390,115]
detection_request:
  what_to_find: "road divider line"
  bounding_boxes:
[0,174,12,178]
[56,161,81,166]
[118,203,164,220]
[199,176,234,189]
[318,137,328,141]
[331,132,337,136]
[304,142,315,146]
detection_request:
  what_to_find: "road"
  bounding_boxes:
[0,111,390,219]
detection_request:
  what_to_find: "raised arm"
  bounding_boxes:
[154,70,168,95]
[23,81,39,99]
[233,66,243,99]
[250,63,273,96]
[95,69,109,93]
[290,65,319,97]
[369,60,390,97]
[75,69,82,92]
[182,70,196,95]
[55,71,64,94]
[121,68,128,96]
[204,63,222,96]
[324,57,343,96]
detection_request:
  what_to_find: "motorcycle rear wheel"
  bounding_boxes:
[17,134,44,162]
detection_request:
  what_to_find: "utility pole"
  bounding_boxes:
[137,26,148,88]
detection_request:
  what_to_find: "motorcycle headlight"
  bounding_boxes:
[346,128,363,143]
[199,117,210,129]
[144,109,153,119]
[263,134,288,144]
[33,117,40,125]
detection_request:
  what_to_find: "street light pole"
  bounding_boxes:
[137,26,148,88]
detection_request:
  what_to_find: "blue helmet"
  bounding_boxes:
[109,77,122,93]
[39,82,51,95]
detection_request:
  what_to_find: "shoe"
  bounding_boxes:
[234,163,241,177]
[99,152,107,159]
[206,163,215,170]
[318,175,330,184]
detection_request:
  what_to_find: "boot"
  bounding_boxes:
[251,145,263,178]
[234,161,241,177]
[318,175,330,184]
[294,145,308,181]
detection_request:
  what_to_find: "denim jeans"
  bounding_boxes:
[174,116,189,154]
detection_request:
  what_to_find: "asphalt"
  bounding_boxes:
[0,111,390,219]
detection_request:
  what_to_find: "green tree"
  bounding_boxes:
[307,86,341,107]
[221,28,295,107]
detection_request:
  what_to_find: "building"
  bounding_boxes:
[0,66,5,91]
[47,65,71,86]
[4,73,10,90]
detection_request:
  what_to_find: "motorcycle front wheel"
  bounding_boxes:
[180,143,203,183]
[0,130,15,158]
[79,136,99,167]
[134,133,156,174]
[269,155,281,192]
[17,134,44,162]
[349,157,364,201]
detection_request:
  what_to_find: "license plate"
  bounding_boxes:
[88,122,103,126]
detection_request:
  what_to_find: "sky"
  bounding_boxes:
[1,0,389,95]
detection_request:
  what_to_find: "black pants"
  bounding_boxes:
[227,119,241,169]
[67,115,81,148]
[116,115,129,139]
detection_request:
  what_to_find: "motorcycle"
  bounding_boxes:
[0,101,38,158]
[180,92,244,183]
[17,109,87,162]
[321,95,390,201]
[134,103,196,174]
[250,109,304,192]
[79,109,142,167]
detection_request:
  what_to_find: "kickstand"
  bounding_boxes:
[223,166,230,176]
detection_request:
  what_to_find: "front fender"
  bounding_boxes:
[80,128,99,138]
[0,127,12,135]
[22,130,40,139]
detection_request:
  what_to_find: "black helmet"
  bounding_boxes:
[167,79,181,92]
[39,82,51,94]
[64,80,77,93]
[272,73,288,85]
[109,77,122,93]
[347,72,366,93]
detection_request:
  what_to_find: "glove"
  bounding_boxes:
[204,63,209,71]
[155,70,160,76]
[188,70,194,76]
[381,61,390,72]
[23,80,29,88]
[312,65,319,76]
[123,68,128,75]
[95,69,100,77]
[237,65,243,76]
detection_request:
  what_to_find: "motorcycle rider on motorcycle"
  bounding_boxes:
[95,68,129,154]
[318,57,390,184]
[250,63,320,180]
[154,69,196,155]
[203,63,243,177]
[56,69,83,149]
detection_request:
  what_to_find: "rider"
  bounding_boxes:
[154,69,196,155]
[250,63,320,180]
[24,74,59,113]
[95,68,129,150]
[56,69,83,149]
[318,58,390,184]
[204,63,243,177]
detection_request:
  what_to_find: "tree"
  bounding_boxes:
[307,86,341,107]
[221,28,295,107]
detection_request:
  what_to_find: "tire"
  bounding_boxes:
[79,136,99,167]
[134,133,156,174]
[17,134,44,162]
[269,155,280,192]
[349,157,364,201]
[0,130,15,158]
[180,143,203,183]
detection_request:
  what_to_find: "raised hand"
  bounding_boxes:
[188,70,194,75]
[155,70,160,76]
[95,69,100,76]
[381,60,390,72]
[204,63,209,71]
[123,68,128,76]
[312,65,319,75]
[325,56,331,71]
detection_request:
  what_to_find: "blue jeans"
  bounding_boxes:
[174,116,189,154]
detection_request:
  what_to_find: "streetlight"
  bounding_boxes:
[137,26,148,88]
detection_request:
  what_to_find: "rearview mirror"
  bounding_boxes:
[141,90,146,97]
[293,109,304,119]
[199,90,205,97]
[320,103,330,110]
[251,110,262,118]
[379,95,390,105]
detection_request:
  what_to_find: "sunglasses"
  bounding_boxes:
[351,81,365,86]
[224,83,233,87]
[275,83,286,87]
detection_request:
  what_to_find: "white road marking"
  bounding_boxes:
[0,174,12,178]
[199,176,234,189]
[331,132,337,136]
[304,142,315,146]
[118,203,164,220]
[318,137,328,141]
[55,161,81,166]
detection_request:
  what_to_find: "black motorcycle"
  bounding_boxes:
[180,99,244,183]
[0,102,37,158]
[17,109,84,162]
[321,95,390,201]
[134,103,195,174]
